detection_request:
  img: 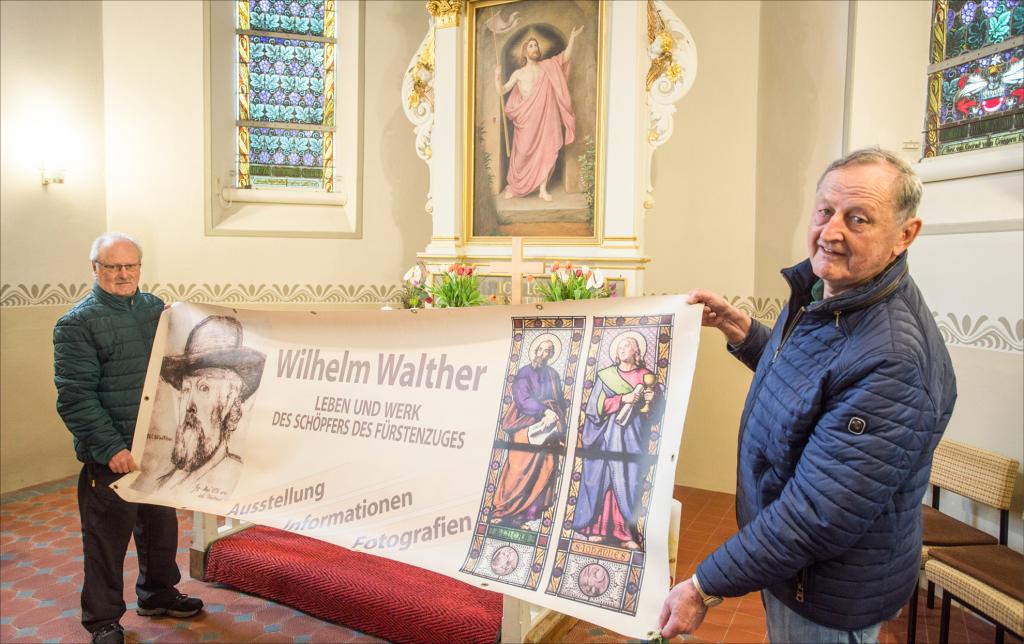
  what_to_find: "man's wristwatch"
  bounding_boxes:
[691,574,723,608]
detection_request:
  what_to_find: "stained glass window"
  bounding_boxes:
[938,0,1024,60]
[924,0,1024,156]
[237,0,336,190]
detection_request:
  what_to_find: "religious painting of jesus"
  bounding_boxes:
[466,0,606,241]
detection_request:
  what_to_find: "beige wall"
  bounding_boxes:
[1,1,109,492]
[647,0,760,298]
[647,0,761,492]
[0,307,82,492]
[650,0,851,492]
[846,0,931,160]
[753,0,850,298]
[0,0,107,285]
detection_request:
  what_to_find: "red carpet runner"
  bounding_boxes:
[206,526,502,643]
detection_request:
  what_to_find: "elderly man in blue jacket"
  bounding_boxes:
[659,149,956,642]
[54,233,203,644]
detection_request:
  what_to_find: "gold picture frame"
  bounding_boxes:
[464,0,607,245]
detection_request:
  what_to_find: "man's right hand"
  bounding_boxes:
[687,288,752,345]
[659,578,709,638]
[108,449,137,474]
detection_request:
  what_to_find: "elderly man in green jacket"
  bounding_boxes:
[53,233,203,644]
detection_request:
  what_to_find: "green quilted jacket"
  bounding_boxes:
[53,283,164,465]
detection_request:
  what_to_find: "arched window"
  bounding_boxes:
[923,0,1024,156]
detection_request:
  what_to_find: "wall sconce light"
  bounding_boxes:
[41,164,65,186]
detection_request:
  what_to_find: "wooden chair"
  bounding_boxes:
[925,544,1023,644]
[906,440,1019,644]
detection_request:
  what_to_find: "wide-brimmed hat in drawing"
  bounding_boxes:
[160,316,266,401]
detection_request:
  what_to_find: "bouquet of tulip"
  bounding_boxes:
[529,263,612,301]
[428,263,489,308]
[398,263,433,309]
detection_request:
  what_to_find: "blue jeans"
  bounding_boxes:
[763,591,881,644]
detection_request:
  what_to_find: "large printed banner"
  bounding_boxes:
[116,296,702,637]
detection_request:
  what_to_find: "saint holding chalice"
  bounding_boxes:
[572,331,664,550]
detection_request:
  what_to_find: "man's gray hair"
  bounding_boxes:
[817,147,923,223]
[89,232,143,262]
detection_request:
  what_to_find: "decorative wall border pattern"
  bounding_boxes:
[0,284,91,307]
[1,283,403,308]
[727,297,1023,353]
[2,286,1021,354]
[934,313,1024,353]
[651,294,1024,354]
[727,296,785,323]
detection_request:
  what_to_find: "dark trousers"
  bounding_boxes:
[77,463,181,632]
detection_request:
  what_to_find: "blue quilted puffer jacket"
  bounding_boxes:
[695,252,956,630]
[53,283,164,466]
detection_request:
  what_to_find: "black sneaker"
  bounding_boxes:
[91,623,124,644]
[136,592,204,618]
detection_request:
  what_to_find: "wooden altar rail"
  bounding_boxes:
[189,512,248,581]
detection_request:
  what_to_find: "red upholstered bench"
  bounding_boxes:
[206,525,502,644]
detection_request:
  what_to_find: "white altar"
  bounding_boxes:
[401,1,698,639]
[402,0,697,301]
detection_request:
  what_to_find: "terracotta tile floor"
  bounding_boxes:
[565,487,1020,644]
[0,477,380,644]
[2,478,1017,643]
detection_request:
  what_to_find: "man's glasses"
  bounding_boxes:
[96,263,141,273]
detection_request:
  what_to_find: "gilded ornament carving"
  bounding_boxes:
[645,27,675,90]
[644,0,697,210]
[925,72,942,157]
[407,32,435,112]
[930,0,947,65]
[666,62,683,83]
[402,20,436,211]
[426,0,462,29]
[645,0,696,147]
